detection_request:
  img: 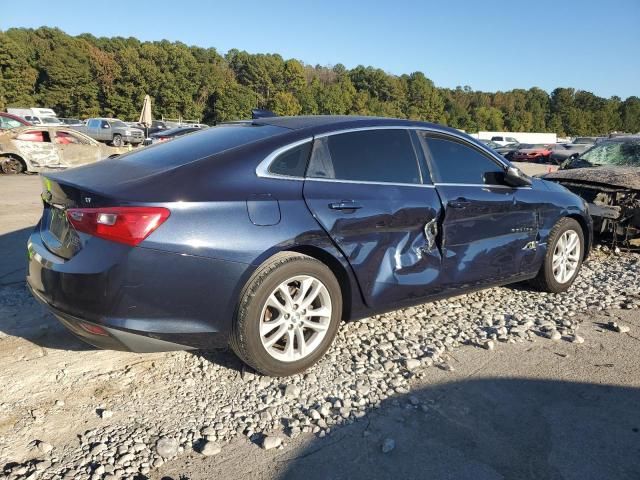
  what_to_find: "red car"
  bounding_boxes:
[512,144,554,163]
[0,112,31,130]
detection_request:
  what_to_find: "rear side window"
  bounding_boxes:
[423,135,503,184]
[269,142,311,177]
[308,129,420,184]
[16,130,50,142]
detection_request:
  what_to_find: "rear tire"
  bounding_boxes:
[530,217,584,293]
[111,134,123,147]
[230,252,342,377]
[0,156,25,174]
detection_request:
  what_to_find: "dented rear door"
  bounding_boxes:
[303,129,444,310]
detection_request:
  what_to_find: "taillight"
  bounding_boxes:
[66,207,170,246]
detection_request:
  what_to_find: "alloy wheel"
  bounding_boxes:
[259,275,332,362]
[552,229,580,284]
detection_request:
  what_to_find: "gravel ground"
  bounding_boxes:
[1,248,638,480]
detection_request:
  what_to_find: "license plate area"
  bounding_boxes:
[41,204,81,259]
[48,206,69,242]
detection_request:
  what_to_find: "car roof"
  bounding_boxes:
[250,115,452,133]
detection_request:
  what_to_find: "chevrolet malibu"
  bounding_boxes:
[27,116,592,376]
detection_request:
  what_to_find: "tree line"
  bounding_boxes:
[1,27,639,136]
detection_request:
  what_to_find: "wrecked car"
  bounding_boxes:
[0,126,120,174]
[27,116,592,376]
[544,136,640,247]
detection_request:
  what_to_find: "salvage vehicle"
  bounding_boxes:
[550,137,600,165]
[0,126,116,174]
[481,140,521,160]
[74,118,144,147]
[27,116,592,376]
[0,112,30,129]
[512,144,554,163]
[544,136,640,247]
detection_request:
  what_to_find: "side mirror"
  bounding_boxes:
[102,124,110,129]
[504,166,532,187]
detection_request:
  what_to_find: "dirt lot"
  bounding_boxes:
[1,166,639,480]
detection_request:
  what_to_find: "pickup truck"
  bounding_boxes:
[73,118,144,147]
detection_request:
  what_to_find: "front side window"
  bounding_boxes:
[491,136,503,141]
[422,135,504,184]
[55,130,88,145]
[269,142,312,177]
[307,129,421,184]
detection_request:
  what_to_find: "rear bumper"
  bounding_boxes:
[29,284,194,352]
[26,228,253,352]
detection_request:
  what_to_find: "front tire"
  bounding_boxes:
[530,218,584,293]
[230,253,342,377]
[111,134,123,147]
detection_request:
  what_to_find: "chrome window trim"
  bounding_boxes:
[255,125,512,181]
[306,177,436,188]
[255,137,313,180]
[434,182,532,190]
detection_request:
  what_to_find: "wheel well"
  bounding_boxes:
[285,245,353,321]
[566,214,591,259]
[0,153,27,170]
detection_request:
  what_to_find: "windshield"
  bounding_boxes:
[41,117,60,124]
[111,120,128,128]
[580,140,640,166]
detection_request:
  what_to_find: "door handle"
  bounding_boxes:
[448,197,470,209]
[329,200,362,210]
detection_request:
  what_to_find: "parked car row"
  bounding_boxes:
[2,109,207,147]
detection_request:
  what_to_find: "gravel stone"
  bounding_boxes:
[262,436,282,450]
[156,437,179,458]
[198,441,221,456]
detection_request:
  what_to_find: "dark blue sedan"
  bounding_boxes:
[27,116,593,376]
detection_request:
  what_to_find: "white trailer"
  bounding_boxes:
[471,131,557,145]
[7,107,58,118]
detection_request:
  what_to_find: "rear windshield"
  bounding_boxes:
[119,124,286,168]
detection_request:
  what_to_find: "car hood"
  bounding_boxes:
[544,166,640,191]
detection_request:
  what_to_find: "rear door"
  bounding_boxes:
[417,132,539,288]
[13,129,60,167]
[303,128,444,309]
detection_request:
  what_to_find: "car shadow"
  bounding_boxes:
[275,378,640,480]
[0,226,95,351]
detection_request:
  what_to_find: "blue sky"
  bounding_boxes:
[2,0,639,99]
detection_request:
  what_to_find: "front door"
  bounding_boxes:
[303,128,444,309]
[53,130,101,167]
[417,132,539,289]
